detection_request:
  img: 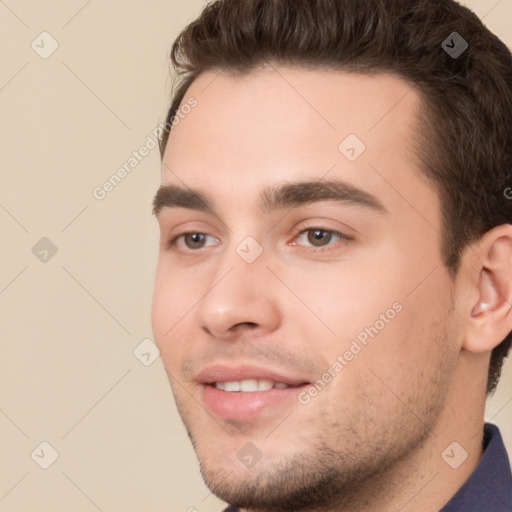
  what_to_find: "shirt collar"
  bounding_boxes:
[440,422,512,512]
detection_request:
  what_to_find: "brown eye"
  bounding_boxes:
[183,233,207,249]
[294,227,352,250]
[167,232,219,251]
[307,229,334,247]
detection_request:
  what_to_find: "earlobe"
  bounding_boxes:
[464,227,512,353]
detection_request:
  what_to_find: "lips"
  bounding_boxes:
[196,364,311,421]
[196,364,310,386]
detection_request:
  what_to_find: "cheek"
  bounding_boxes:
[151,263,191,357]
[151,260,200,324]
[151,266,171,339]
[304,248,452,385]
[297,255,405,345]
[342,271,454,402]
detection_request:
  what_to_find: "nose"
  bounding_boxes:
[195,245,282,340]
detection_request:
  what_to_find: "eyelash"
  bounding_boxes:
[166,226,353,253]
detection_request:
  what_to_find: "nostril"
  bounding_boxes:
[232,322,258,331]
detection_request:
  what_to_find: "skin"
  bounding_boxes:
[151,66,512,512]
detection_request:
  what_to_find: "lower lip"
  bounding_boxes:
[202,384,308,421]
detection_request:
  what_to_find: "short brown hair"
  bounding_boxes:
[159,0,512,395]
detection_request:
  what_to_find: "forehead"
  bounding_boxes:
[167,66,421,150]
[161,66,438,225]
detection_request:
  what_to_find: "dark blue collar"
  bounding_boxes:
[223,423,512,512]
[440,422,512,511]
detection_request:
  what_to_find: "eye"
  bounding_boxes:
[292,227,353,250]
[167,232,219,251]
[165,227,353,252]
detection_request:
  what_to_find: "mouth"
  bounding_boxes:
[212,379,303,391]
[197,365,311,421]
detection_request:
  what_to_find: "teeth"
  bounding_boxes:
[258,379,274,391]
[214,379,291,392]
[224,381,240,392]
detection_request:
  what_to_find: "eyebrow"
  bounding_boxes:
[152,179,388,218]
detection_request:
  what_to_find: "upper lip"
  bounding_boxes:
[196,363,311,386]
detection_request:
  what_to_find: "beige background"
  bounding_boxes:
[0,1,511,511]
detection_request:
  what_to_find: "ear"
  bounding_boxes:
[464,224,512,353]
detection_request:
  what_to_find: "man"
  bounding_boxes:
[151,0,512,510]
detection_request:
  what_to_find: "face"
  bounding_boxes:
[151,67,462,511]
